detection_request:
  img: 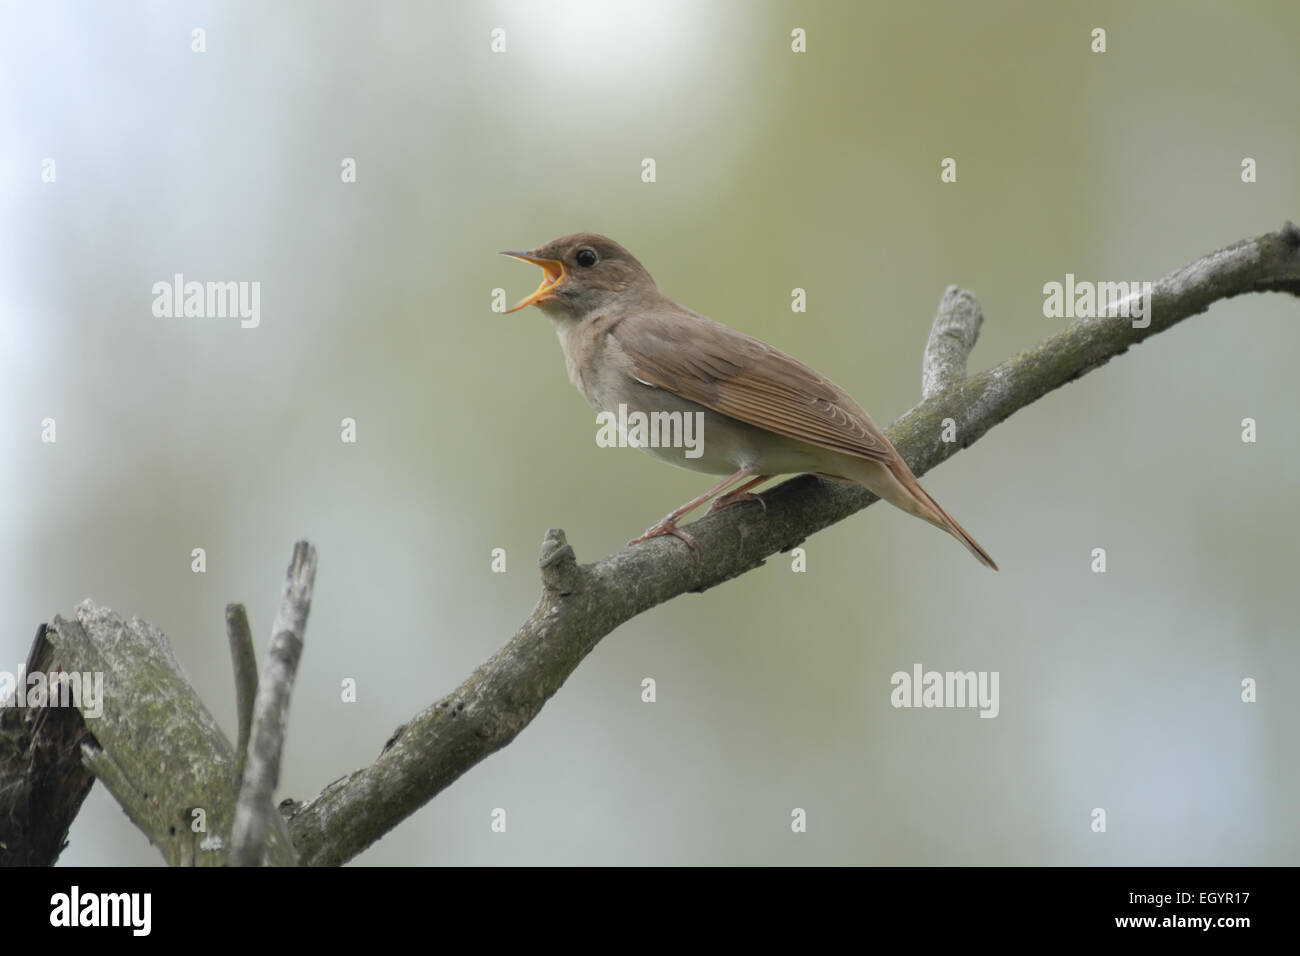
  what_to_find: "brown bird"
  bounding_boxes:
[502,233,997,570]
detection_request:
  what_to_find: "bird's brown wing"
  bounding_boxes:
[610,307,899,464]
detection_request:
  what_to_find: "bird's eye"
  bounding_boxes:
[576,248,598,268]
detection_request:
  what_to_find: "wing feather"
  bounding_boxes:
[611,309,898,464]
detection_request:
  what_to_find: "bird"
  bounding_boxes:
[501,233,997,570]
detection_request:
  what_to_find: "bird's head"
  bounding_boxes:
[501,233,655,318]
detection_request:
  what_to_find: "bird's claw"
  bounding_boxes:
[628,520,701,556]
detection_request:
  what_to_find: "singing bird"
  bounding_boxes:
[502,233,997,570]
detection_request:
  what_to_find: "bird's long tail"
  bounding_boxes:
[849,458,999,571]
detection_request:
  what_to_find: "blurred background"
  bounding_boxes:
[2,0,1297,865]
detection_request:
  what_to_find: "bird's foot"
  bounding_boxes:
[628,518,700,555]
[707,490,766,514]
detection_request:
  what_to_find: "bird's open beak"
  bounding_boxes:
[500,251,566,313]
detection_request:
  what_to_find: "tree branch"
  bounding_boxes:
[922,286,984,400]
[225,603,257,791]
[0,626,96,865]
[6,544,316,865]
[285,223,1300,866]
[230,542,315,866]
[44,603,239,865]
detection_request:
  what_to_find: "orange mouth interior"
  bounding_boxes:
[504,255,565,312]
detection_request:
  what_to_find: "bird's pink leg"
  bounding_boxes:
[707,475,770,514]
[629,466,758,552]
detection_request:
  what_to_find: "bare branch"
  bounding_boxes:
[225,603,257,790]
[922,286,984,399]
[286,223,1300,866]
[41,603,238,865]
[231,542,316,866]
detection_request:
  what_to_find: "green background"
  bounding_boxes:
[2,0,1297,865]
